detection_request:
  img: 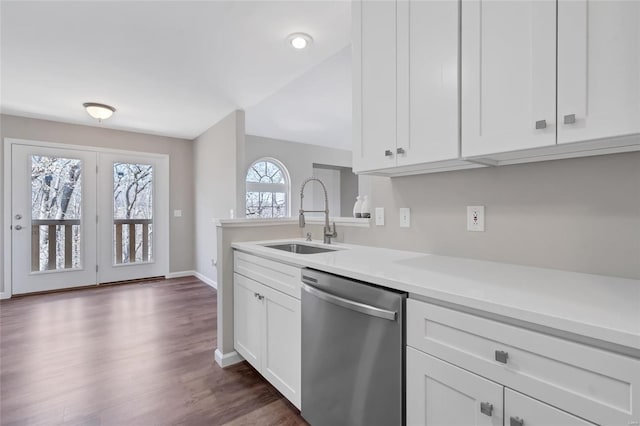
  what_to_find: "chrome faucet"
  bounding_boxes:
[299,177,337,244]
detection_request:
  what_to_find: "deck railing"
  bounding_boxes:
[31,219,80,271]
[114,219,152,264]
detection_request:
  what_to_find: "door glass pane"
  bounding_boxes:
[31,155,82,271]
[113,163,153,264]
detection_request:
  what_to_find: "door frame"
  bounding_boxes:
[3,137,170,298]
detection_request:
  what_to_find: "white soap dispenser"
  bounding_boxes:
[353,196,362,218]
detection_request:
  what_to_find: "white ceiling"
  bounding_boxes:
[0,1,351,141]
[245,46,351,150]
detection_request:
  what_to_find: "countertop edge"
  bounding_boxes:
[231,241,640,355]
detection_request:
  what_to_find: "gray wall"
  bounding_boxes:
[306,152,640,279]
[193,110,245,283]
[244,135,352,216]
[0,114,195,292]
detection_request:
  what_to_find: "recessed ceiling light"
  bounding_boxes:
[83,102,116,122]
[287,33,313,50]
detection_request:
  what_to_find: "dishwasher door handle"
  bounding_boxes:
[302,283,397,321]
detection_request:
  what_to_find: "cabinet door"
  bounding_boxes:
[407,347,503,426]
[462,0,557,157]
[397,0,460,166]
[261,285,301,409]
[353,0,397,172]
[505,389,597,426]
[233,273,263,370]
[558,0,640,144]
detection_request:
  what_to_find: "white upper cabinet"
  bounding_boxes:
[353,0,397,172]
[353,0,463,174]
[461,0,557,157]
[397,0,460,166]
[557,0,640,144]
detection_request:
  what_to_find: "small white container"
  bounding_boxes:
[353,196,363,218]
[360,195,371,219]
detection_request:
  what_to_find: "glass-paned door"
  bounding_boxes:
[97,153,168,283]
[11,144,98,294]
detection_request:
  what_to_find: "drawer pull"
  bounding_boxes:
[510,416,524,426]
[480,402,493,416]
[535,119,547,129]
[495,350,509,364]
[384,150,394,157]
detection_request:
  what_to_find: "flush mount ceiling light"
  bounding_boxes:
[287,33,313,50]
[83,102,116,122]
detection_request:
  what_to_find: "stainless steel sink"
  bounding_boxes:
[265,243,337,254]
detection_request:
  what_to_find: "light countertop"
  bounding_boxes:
[232,239,640,353]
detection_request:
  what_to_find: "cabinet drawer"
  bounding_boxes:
[234,251,301,299]
[407,299,640,426]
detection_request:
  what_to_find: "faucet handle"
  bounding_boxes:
[331,222,337,237]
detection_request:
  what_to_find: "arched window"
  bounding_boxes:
[245,158,290,218]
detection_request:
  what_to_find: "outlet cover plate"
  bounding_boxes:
[400,208,411,228]
[467,206,485,231]
[375,207,385,226]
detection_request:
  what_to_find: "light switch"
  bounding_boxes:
[400,208,411,228]
[375,207,385,226]
[173,209,182,217]
[467,206,485,232]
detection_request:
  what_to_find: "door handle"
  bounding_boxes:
[14,225,23,230]
[495,350,509,364]
[563,114,576,124]
[15,214,22,220]
[480,402,493,416]
[396,147,405,155]
[535,119,547,129]
[510,416,524,426]
[302,283,397,321]
[384,150,394,157]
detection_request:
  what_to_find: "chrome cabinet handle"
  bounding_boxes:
[384,150,394,157]
[564,114,576,124]
[480,402,493,416]
[535,120,547,129]
[15,214,22,220]
[510,416,524,426]
[396,147,405,155]
[495,350,509,364]
[14,225,23,230]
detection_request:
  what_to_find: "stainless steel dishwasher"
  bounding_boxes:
[301,268,406,426]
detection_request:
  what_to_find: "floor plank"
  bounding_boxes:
[0,278,308,426]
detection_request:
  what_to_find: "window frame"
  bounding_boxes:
[245,157,291,218]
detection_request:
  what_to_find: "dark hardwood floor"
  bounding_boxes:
[0,277,308,426]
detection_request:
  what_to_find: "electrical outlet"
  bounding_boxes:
[400,208,411,228]
[467,206,485,232]
[375,207,385,226]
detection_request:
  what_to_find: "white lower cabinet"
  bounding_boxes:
[407,347,503,426]
[406,299,640,426]
[233,272,301,409]
[407,346,598,426]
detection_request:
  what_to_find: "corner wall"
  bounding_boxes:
[193,110,245,284]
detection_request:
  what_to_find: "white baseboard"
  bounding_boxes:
[215,349,244,368]
[0,291,10,300]
[194,271,217,289]
[165,270,196,279]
